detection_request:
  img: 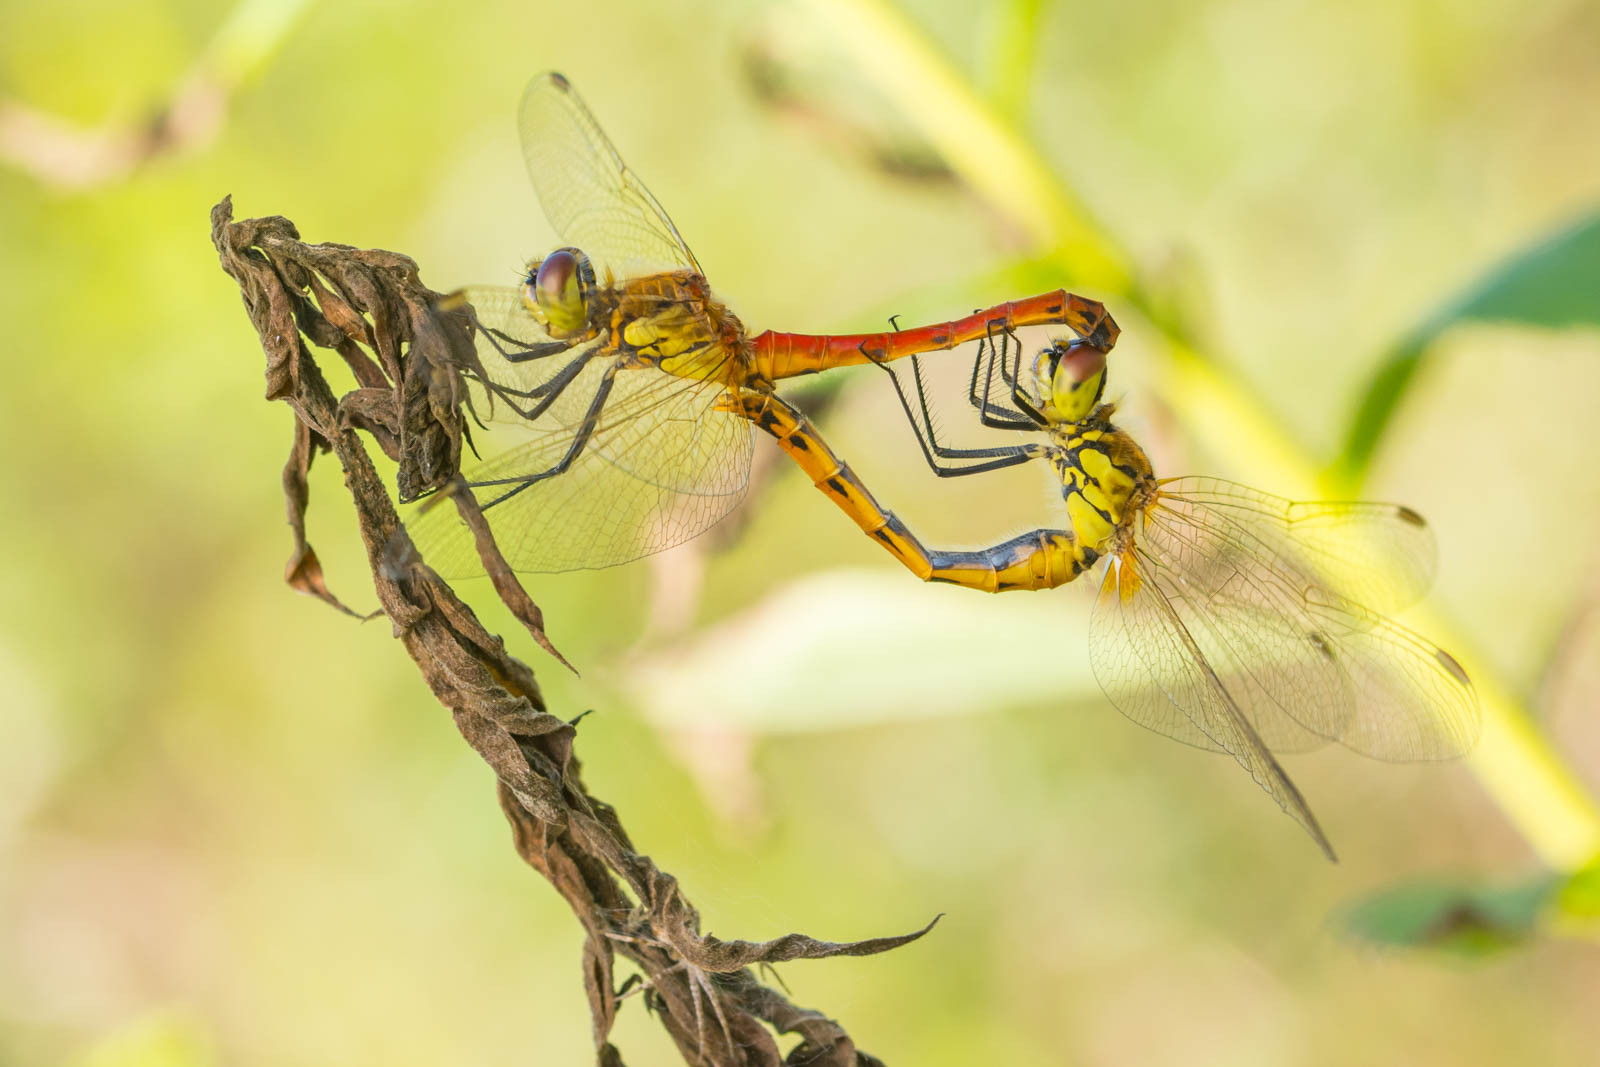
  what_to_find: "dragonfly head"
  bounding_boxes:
[523,246,596,337]
[1032,340,1108,424]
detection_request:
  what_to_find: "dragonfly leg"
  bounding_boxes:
[464,299,575,364]
[859,338,1041,477]
[498,339,575,364]
[991,327,1050,425]
[468,359,622,510]
[726,389,1098,592]
[965,321,1035,429]
[480,346,596,421]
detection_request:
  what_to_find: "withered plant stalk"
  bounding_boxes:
[211,197,933,1067]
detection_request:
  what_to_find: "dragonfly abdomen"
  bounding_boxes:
[923,533,1100,593]
[748,290,1111,381]
[725,389,1097,592]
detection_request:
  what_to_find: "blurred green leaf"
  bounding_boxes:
[623,570,1099,733]
[1553,853,1600,925]
[1337,208,1600,485]
[1341,876,1560,956]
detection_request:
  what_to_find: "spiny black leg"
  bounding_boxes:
[972,323,1024,428]
[859,338,1038,478]
[484,346,596,420]
[464,301,576,365]
[973,323,1039,429]
[989,319,1020,389]
[1003,330,1049,424]
[909,352,1033,456]
[470,360,622,509]
[923,449,1038,478]
[964,319,1017,416]
[965,336,987,409]
[499,339,574,363]
[875,318,983,458]
[864,336,1008,457]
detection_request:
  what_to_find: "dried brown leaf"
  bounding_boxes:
[213,196,922,1066]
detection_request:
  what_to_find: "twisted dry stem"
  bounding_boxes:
[210,197,933,1066]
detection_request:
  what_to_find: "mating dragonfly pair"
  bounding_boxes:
[406,73,1479,858]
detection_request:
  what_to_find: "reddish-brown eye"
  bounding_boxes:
[535,249,577,296]
[1059,344,1106,384]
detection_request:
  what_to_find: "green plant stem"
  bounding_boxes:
[808,0,1131,293]
[979,0,1047,124]
[806,0,1600,869]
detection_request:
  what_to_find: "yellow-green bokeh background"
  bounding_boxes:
[4,0,1600,1063]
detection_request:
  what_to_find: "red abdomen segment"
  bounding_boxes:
[750,290,1117,381]
[723,389,1096,592]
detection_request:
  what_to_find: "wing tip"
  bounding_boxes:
[1281,777,1339,862]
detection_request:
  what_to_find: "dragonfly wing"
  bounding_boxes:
[451,285,590,403]
[1301,590,1480,760]
[458,284,552,347]
[1091,552,1336,858]
[520,72,701,281]
[1136,491,1357,752]
[1142,485,1480,761]
[404,363,753,576]
[1159,477,1437,614]
[1088,555,1225,754]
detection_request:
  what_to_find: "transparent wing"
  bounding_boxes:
[1299,589,1480,761]
[1158,476,1436,614]
[458,284,555,349]
[1133,486,1479,761]
[520,72,700,281]
[1090,553,1335,858]
[1130,539,1352,754]
[450,285,585,402]
[404,359,753,576]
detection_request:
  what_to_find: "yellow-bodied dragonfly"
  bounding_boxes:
[865,329,1480,858]
[404,72,1116,583]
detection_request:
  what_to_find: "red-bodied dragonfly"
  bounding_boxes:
[404,72,1118,584]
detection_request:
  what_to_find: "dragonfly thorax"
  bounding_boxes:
[1047,407,1157,558]
[613,271,751,383]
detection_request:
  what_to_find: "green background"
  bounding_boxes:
[4,0,1600,1063]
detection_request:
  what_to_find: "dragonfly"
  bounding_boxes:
[867,328,1481,858]
[404,72,1119,583]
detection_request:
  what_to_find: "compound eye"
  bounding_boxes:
[1050,342,1107,420]
[525,248,590,336]
[1057,344,1106,385]
[535,249,577,299]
